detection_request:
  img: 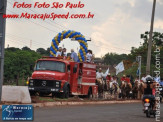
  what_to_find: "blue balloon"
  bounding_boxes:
[50,46,56,54]
[50,30,88,60]
[79,49,82,53]
[82,56,84,61]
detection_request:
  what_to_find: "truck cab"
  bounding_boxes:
[28,56,98,98]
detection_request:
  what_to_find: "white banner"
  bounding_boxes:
[103,67,109,77]
[115,61,124,75]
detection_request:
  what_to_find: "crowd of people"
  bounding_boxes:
[55,47,94,63]
[95,68,163,99]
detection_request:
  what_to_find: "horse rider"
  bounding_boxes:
[106,73,113,90]
[96,68,104,83]
[110,76,119,91]
[96,68,105,97]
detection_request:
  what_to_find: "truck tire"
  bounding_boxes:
[29,91,36,96]
[61,86,69,99]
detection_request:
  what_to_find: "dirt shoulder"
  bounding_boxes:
[0,96,141,109]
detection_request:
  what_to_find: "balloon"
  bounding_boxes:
[50,30,88,62]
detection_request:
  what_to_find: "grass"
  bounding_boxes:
[39,97,55,102]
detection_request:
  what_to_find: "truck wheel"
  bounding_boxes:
[30,91,36,96]
[61,86,69,99]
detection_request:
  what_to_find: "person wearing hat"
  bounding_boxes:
[106,73,112,81]
[106,73,113,90]
[96,68,105,97]
[96,68,104,82]
[121,75,126,82]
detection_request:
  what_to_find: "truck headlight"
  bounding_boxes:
[30,83,33,86]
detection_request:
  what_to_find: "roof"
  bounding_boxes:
[37,56,72,64]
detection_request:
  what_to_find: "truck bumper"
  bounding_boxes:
[28,87,60,93]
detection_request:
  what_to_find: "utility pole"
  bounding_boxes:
[146,0,156,75]
[138,56,141,81]
[137,56,142,81]
[0,0,7,102]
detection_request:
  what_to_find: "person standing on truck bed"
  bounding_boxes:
[56,47,62,57]
[61,48,67,58]
[71,49,78,62]
[86,50,93,63]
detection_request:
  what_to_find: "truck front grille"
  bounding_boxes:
[30,79,61,88]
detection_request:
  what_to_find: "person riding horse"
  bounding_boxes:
[106,73,113,90]
[132,77,140,99]
[110,76,119,95]
[96,68,105,98]
[120,75,132,98]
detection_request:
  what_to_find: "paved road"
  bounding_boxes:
[0,103,163,122]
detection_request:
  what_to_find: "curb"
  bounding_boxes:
[0,100,141,109]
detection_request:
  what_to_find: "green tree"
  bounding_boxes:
[36,48,46,55]
[103,53,127,65]
[22,46,31,51]
[4,49,41,85]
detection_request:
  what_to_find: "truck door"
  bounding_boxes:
[70,63,79,93]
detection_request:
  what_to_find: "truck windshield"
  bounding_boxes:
[35,61,65,73]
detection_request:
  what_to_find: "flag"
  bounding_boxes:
[103,67,109,77]
[136,67,139,76]
[115,61,124,75]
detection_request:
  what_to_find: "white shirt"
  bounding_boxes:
[141,77,146,82]
[63,52,67,57]
[96,72,104,79]
[86,53,92,62]
[56,51,62,57]
[112,79,118,84]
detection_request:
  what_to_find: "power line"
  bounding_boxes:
[6,33,50,48]
[6,1,131,53]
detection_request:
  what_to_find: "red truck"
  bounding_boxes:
[28,56,98,98]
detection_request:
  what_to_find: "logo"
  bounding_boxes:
[2,105,33,121]
[42,81,47,86]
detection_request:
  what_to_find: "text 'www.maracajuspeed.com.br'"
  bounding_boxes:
[3,12,94,20]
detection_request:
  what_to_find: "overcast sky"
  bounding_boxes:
[5,0,163,57]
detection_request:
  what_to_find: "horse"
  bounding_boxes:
[120,81,126,99]
[125,82,132,98]
[138,82,144,99]
[132,81,139,99]
[96,79,105,98]
[120,81,132,99]
[108,82,119,95]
